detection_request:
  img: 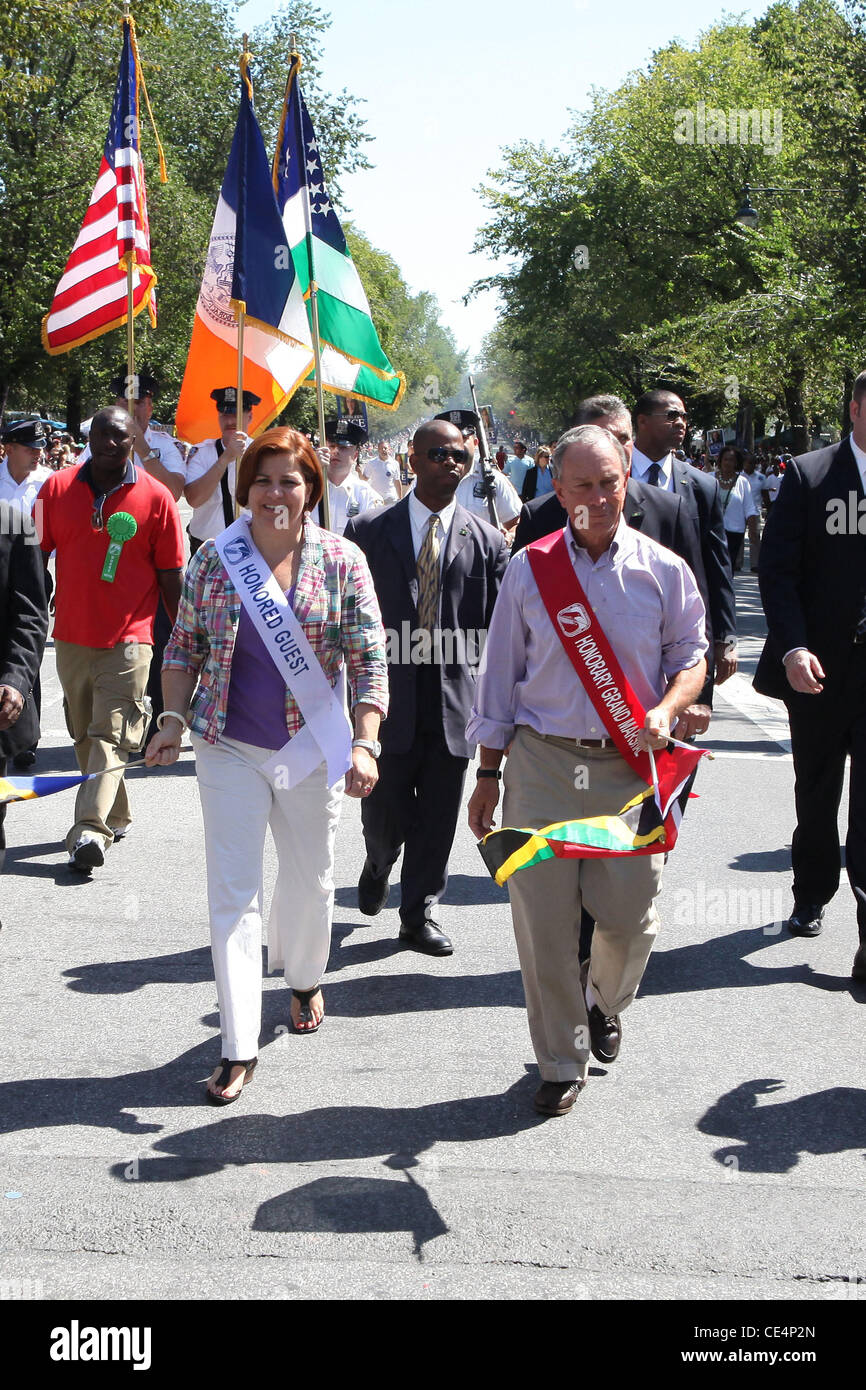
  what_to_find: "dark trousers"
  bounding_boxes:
[145,600,173,734]
[361,729,468,927]
[0,756,6,872]
[788,644,866,943]
[726,530,744,568]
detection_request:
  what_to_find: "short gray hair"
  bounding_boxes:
[551,424,628,479]
[574,394,632,431]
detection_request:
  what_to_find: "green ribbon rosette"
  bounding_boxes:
[101,511,138,582]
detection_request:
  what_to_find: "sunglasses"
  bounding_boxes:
[426,446,469,464]
[652,409,688,422]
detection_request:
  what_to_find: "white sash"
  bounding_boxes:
[214,517,352,789]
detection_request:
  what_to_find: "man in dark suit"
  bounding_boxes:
[0,516,50,879]
[755,369,866,979]
[345,417,508,955]
[631,389,738,734]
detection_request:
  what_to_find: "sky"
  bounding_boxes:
[237,0,769,363]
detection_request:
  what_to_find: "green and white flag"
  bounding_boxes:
[273,56,405,411]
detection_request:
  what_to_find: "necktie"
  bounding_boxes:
[646,462,662,487]
[416,515,442,630]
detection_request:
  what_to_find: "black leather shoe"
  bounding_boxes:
[852,944,866,981]
[580,960,621,1063]
[357,860,389,916]
[12,749,36,771]
[787,902,825,937]
[398,920,453,956]
[533,1078,585,1116]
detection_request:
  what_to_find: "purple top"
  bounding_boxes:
[223,586,296,749]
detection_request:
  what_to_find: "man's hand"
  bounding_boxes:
[675,703,711,739]
[128,422,150,462]
[715,639,737,684]
[222,430,252,463]
[784,649,825,694]
[316,445,331,471]
[0,684,24,731]
[468,780,500,839]
[640,705,672,751]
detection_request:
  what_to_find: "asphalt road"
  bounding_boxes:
[0,563,863,1302]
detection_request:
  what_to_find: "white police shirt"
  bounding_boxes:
[315,474,382,534]
[455,455,521,524]
[185,438,237,542]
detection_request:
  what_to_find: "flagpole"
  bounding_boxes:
[124,4,135,415]
[235,35,251,518]
[291,34,330,530]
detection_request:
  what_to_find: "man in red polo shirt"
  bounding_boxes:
[38,407,184,872]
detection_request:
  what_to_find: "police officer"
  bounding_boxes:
[80,367,186,503]
[436,410,521,533]
[184,387,260,552]
[316,417,381,533]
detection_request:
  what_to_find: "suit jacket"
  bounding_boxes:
[754,438,866,702]
[0,529,49,758]
[668,459,736,650]
[512,477,712,704]
[345,498,508,758]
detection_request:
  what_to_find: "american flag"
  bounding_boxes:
[41,18,158,356]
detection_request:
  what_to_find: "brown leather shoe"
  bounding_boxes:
[533,1079,586,1116]
[853,944,866,981]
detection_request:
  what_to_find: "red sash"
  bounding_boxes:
[527,528,652,782]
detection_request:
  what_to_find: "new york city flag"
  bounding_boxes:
[273,54,405,410]
[175,58,313,444]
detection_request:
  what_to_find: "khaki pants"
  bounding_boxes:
[503,726,664,1082]
[55,639,152,853]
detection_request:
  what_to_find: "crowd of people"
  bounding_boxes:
[1,370,864,1117]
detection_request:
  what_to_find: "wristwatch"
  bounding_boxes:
[352,738,381,759]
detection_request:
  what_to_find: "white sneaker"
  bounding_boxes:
[69,835,105,872]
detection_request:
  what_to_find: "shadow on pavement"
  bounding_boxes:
[697,1077,866,1173]
[729,848,792,873]
[642,924,862,998]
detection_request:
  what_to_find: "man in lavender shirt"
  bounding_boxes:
[467,425,707,1118]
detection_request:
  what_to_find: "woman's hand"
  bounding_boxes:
[344,746,378,799]
[145,727,182,767]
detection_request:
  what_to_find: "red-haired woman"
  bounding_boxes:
[146,428,388,1104]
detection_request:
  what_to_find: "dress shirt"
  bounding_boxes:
[534,465,556,497]
[407,490,457,571]
[466,519,707,749]
[456,455,521,523]
[185,438,238,542]
[316,474,381,535]
[849,435,866,491]
[631,446,675,492]
[0,459,52,513]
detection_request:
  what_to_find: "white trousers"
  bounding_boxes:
[193,734,344,1060]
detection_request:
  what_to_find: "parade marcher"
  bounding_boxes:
[315,418,381,534]
[467,425,707,1116]
[184,387,259,552]
[38,407,184,873]
[0,418,52,514]
[436,409,522,533]
[345,417,508,955]
[519,445,556,502]
[361,439,402,506]
[631,390,737,732]
[146,428,388,1103]
[0,419,52,770]
[755,369,866,979]
[0,517,49,879]
[80,367,186,503]
[742,455,768,569]
[717,445,758,570]
[505,438,532,493]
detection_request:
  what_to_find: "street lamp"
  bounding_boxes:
[735,183,843,230]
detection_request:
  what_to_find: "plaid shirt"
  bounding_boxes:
[163,519,389,745]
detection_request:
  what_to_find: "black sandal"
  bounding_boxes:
[291,986,324,1034]
[205,1057,257,1106]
